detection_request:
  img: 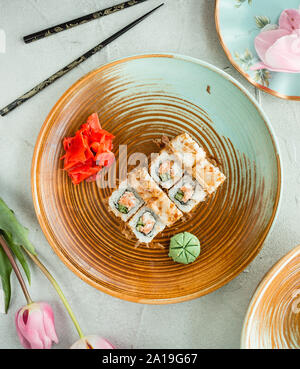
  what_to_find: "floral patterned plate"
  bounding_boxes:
[215,0,300,100]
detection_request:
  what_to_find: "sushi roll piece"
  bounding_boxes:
[169,133,206,172]
[147,195,183,227]
[192,159,226,195]
[109,181,144,221]
[150,150,183,189]
[168,174,206,213]
[127,167,164,203]
[128,207,165,243]
[128,167,183,226]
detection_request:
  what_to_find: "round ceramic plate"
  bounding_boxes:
[241,245,300,349]
[215,0,300,100]
[32,54,281,304]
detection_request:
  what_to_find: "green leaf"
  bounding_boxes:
[1,230,31,284]
[234,48,255,70]
[0,245,12,313]
[255,15,271,29]
[235,0,252,7]
[0,198,36,255]
[0,198,36,312]
[254,69,271,87]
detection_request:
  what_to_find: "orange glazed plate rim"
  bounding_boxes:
[241,244,300,348]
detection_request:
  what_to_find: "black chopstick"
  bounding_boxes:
[24,0,151,44]
[0,3,164,117]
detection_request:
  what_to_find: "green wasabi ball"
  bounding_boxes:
[169,232,201,265]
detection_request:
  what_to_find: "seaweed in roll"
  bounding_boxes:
[169,174,206,213]
[129,207,165,243]
[109,183,144,221]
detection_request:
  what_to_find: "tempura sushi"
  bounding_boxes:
[169,133,226,195]
[168,174,206,213]
[192,159,226,195]
[128,207,165,243]
[169,133,206,171]
[108,131,226,246]
[109,181,144,221]
[127,167,162,204]
[128,167,183,227]
[147,195,183,227]
[150,150,183,189]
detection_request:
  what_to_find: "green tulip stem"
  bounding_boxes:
[22,246,85,339]
[0,235,33,305]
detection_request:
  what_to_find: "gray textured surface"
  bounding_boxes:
[0,0,299,349]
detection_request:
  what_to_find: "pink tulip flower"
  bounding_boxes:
[251,8,300,73]
[70,335,115,349]
[15,302,58,349]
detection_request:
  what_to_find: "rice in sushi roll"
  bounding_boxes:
[109,181,144,221]
[150,150,183,189]
[128,207,165,243]
[168,174,206,213]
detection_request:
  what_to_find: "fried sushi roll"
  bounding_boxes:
[192,159,226,195]
[169,133,206,171]
[128,207,165,243]
[127,167,164,203]
[128,167,183,226]
[168,174,206,213]
[150,150,183,189]
[146,195,183,227]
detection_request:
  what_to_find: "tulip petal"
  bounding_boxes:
[42,304,59,344]
[87,336,115,349]
[15,303,58,349]
[70,338,87,349]
[16,331,31,349]
[71,335,115,349]
[28,330,46,349]
[40,332,52,350]
[279,9,300,32]
[23,309,47,349]
[17,309,44,349]
[15,311,31,349]
[254,28,290,61]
